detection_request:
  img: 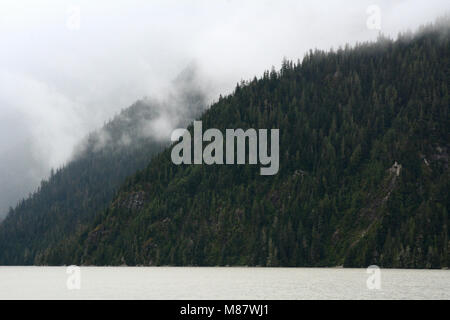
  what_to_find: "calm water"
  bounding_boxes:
[0,267,449,300]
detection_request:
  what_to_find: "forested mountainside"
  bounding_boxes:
[43,21,450,268]
[3,21,449,268]
[0,73,206,265]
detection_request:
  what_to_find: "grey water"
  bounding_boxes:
[0,267,449,300]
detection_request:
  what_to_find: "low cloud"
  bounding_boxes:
[0,0,449,218]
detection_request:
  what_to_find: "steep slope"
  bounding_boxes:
[0,69,207,265]
[29,22,450,267]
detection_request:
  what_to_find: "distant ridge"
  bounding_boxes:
[0,66,207,265]
[1,20,449,268]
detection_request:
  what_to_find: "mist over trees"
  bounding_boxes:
[1,1,448,222]
[0,66,207,264]
[27,21,449,268]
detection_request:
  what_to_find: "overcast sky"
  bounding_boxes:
[0,0,448,218]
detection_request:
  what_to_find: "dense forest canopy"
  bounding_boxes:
[0,19,448,268]
[0,76,206,264]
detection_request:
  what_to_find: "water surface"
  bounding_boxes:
[0,267,448,299]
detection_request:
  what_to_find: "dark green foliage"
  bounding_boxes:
[2,21,449,268]
[0,98,204,265]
